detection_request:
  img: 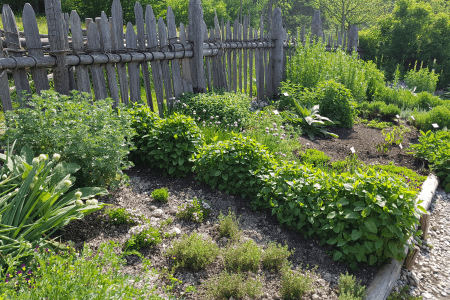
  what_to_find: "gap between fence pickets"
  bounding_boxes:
[0,0,361,113]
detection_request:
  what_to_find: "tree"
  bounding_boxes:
[311,0,391,34]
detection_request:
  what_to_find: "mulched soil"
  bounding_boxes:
[53,119,428,299]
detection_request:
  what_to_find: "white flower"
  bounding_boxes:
[193,111,196,115]
[75,191,82,199]
[280,126,285,129]
[39,154,48,161]
[203,109,206,113]
[215,115,219,119]
[52,153,61,161]
[32,157,40,165]
[1,174,7,180]
[273,123,277,127]
[63,180,72,187]
[238,119,241,122]
[75,199,84,207]
[210,116,214,119]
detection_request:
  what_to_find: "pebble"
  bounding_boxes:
[392,189,450,299]
[152,209,163,217]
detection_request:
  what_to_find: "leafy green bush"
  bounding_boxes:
[124,224,162,251]
[165,232,219,271]
[128,102,160,162]
[255,161,425,269]
[358,101,400,119]
[104,207,143,225]
[173,92,251,128]
[192,135,277,199]
[151,188,169,203]
[5,91,135,188]
[0,144,108,268]
[176,198,211,223]
[223,239,261,272]
[262,242,293,271]
[143,113,203,177]
[279,266,315,299]
[300,149,331,166]
[217,210,242,242]
[338,272,366,300]
[0,242,162,300]
[412,105,450,131]
[404,64,440,93]
[204,271,262,300]
[408,130,450,192]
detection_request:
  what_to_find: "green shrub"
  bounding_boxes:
[404,65,439,93]
[0,144,108,268]
[412,105,450,131]
[223,239,262,273]
[262,242,293,271]
[204,271,263,300]
[173,92,251,128]
[279,266,315,299]
[143,113,203,177]
[300,149,331,166]
[338,273,366,300]
[128,102,160,162]
[372,163,426,193]
[192,135,277,199]
[5,91,135,188]
[176,198,211,223]
[151,187,169,202]
[357,101,400,120]
[0,242,162,300]
[104,207,143,225]
[217,210,242,242]
[165,232,219,271]
[124,224,162,251]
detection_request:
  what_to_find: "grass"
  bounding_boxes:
[262,242,293,272]
[151,187,169,202]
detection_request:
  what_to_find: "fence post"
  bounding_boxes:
[188,0,206,93]
[311,10,323,42]
[44,0,70,95]
[272,8,283,96]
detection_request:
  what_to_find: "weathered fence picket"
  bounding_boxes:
[111,0,128,105]
[135,3,152,110]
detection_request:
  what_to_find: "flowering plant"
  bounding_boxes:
[176,198,211,223]
[124,224,162,251]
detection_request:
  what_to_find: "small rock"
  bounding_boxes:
[421,292,433,299]
[153,209,163,217]
[171,227,181,235]
[168,208,177,215]
[149,205,157,210]
[311,295,320,300]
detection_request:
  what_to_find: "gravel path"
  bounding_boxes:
[392,188,450,299]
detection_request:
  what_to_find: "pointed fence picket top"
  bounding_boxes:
[0,39,12,112]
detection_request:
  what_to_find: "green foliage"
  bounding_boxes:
[254,161,425,269]
[176,198,211,223]
[387,286,423,300]
[223,239,262,273]
[192,135,277,199]
[300,149,331,166]
[165,232,219,271]
[330,154,365,174]
[279,266,315,299]
[382,125,411,146]
[261,242,293,272]
[104,207,142,225]
[412,105,450,131]
[404,64,440,93]
[365,119,393,129]
[144,113,203,177]
[5,91,135,188]
[124,224,162,251]
[408,130,450,192]
[282,105,339,140]
[0,144,108,268]
[173,92,250,129]
[0,242,162,299]
[372,163,426,193]
[128,102,160,162]
[358,101,400,119]
[217,210,241,242]
[338,272,366,300]
[204,271,263,300]
[151,188,169,203]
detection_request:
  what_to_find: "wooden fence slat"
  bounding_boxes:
[232,19,238,92]
[146,5,165,116]
[86,23,108,100]
[0,38,12,112]
[99,11,120,105]
[265,32,271,98]
[2,4,31,103]
[63,13,76,90]
[167,7,183,99]
[226,20,231,92]
[258,12,265,100]
[203,22,212,92]
[249,26,253,99]
[243,15,248,94]
[126,22,141,103]
[214,13,226,90]
[238,22,242,92]
[221,17,228,90]
[70,10,91,94]
[180,23,193,93]
[158,17,173,108]
[112,0,129,104]
[272,8,283,95]
[188,0,206,93]
[22,4,49,94]
[209,27,218,90]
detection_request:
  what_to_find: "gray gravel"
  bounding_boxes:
[392,188,450,299]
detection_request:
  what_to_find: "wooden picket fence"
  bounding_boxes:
[0,0,360,116]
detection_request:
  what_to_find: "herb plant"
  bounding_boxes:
[217,210,242,242]
[338,272,366,300]
[204,271,263,300]
[404,64,439,94]
[280,266,315,299]
[124,224,162,251]
[223,239,262,273]
[300,149,331,166]
[262,242,293,271]
[104,207,143,225]
[176,198,211,223]
[151,188,169,203]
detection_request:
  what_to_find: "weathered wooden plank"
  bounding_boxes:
[135,2,153,110]
[2,4,31,103]
[209,27,219,90]
[272,8,283,95]
[258,13,264,100]
[238,22,242,93]
[243,15,248,94]
[166,7,183,98]
[64,13,76,90]
[265,32,271,98]
[126,22,141,103]
[226,20,232,92]
[158,17,173,108]
[214,13,226,90]
[180,23,193,93]
[85,18,93,31]
[348,24,358,53]
[86,23,108,100]
[70,10,91,94]
[311,10,323,42]
[99,11,120,105]
[221,17,228,90]
[0,38,12,112]
[188,0,206,93]
[146,5,165,116]
[203,22,212,92]
[22,3,49,94]
[232,19,238,92]
[111,0,129,104]
[249,27,253,99]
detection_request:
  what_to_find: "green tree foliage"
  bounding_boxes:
[359,0,450,89]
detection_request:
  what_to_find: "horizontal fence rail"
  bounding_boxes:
[0,0,359,116]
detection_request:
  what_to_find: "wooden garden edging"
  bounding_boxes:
[0,0,360,115]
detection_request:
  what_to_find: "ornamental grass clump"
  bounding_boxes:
[223,239,262,273]
[151,187,169,203]
[176,198,211,223]
[165,232,219,271]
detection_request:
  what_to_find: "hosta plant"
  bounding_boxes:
[0,143,108,269]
